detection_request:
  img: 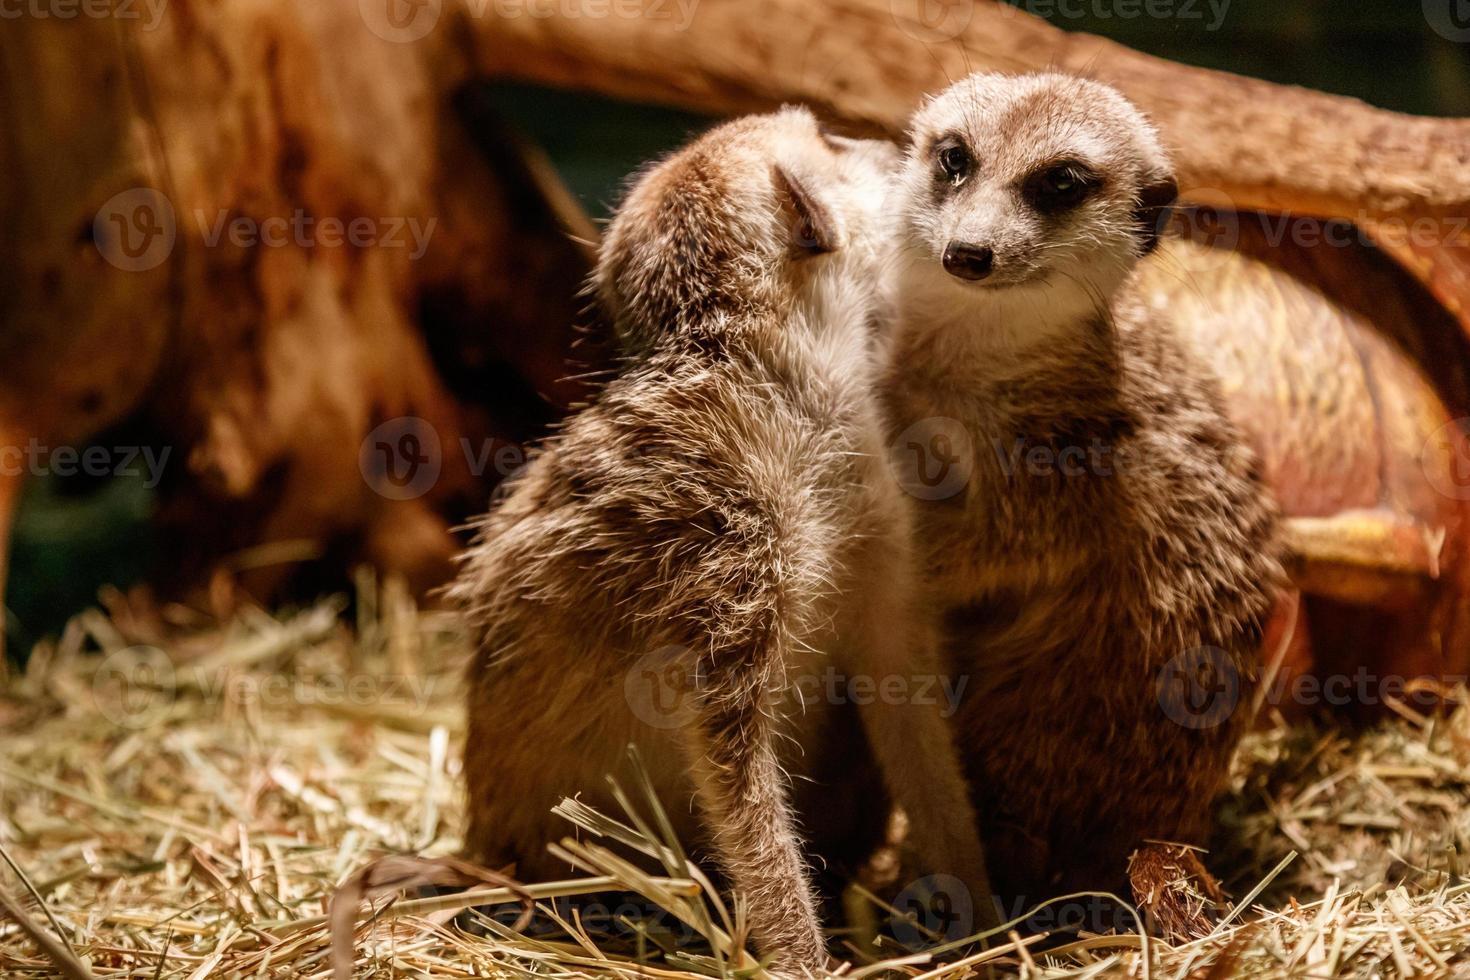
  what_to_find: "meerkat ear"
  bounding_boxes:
[1135,169,1179,255]
[772,163,838,256]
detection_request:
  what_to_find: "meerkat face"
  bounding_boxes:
[893,72,1177,321]
[596,107,897,350]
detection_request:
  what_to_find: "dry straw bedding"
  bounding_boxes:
[1,582,1469,978]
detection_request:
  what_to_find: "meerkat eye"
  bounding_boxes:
[1045,169,1078,194]
[936,139,973,183]
[1024,161,1099,213]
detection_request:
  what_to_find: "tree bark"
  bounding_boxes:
[458,0,1470,226]
[0,1,596,614]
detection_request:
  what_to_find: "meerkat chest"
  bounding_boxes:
[890,377,1138,605]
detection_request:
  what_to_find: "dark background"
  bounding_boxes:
[8,0,1470,654]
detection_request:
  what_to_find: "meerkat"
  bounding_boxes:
[879,73,1282,921]
[450,108,992,974]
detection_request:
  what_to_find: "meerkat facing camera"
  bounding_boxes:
[451,108,991,974]
[880,74,1282,921]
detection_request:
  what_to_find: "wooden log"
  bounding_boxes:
[0,2,595,614]
[456,0,1470,226]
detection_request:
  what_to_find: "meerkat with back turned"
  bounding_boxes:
[450,108,991,973]
[880,73,1282,917]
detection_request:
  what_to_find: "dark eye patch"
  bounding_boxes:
[1021,160,1101,214]
[933,134,974,186]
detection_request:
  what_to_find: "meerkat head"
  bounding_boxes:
[893,72,1177,340]
[595,106,897,352]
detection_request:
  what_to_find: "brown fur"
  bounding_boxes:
[452,109,990,973]
[881,74,1283,917]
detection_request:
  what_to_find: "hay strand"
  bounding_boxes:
[3,583,1470,977]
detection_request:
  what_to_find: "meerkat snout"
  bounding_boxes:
[941,241,994,281]
[896,72,1178,302]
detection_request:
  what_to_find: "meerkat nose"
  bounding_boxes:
[942,242,995,281]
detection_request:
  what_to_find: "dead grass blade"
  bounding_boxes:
[328,854,534,980]
[2,581,1469,978]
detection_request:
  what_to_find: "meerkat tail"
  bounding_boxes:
[676,628,830,973]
